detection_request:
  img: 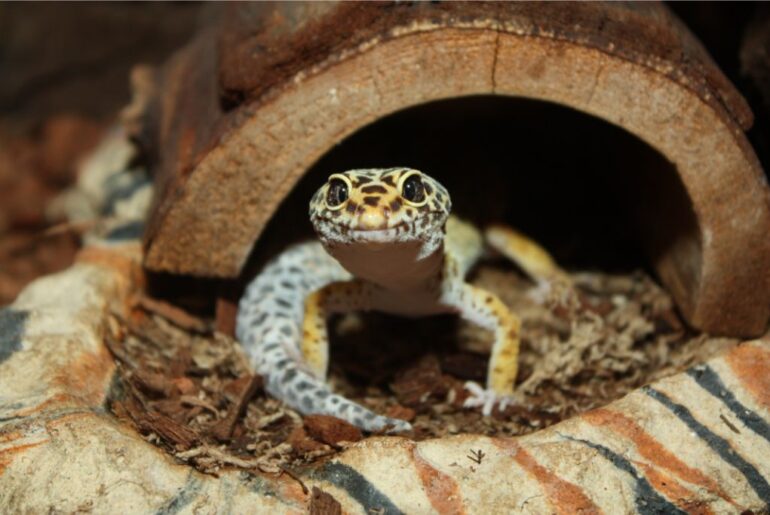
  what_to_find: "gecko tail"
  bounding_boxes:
[264,356,412,434]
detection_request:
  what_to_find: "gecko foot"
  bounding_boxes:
[463,381,517,417]
[526,278,554,305]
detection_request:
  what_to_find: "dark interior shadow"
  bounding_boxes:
[148,95,700,325]
[243,96,697,285]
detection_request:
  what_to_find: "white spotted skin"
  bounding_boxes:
[237,168,559,432]
[237,242,412,432]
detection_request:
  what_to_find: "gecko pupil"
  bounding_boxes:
[327,179,348,207]
[402,174,425,203]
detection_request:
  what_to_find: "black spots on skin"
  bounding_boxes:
[389,199,402,212]
[406,208,414,216]
[296,380,313,391]
[346,200,359,214]
[361,184,387,194]
[260,285,274,295]
[275,298,292,309]
[302,396,314,411]
[339,403,350,413]
[262,342,280,353]
[283,368,297,383]
[280,281,295,290]
[352,176,373,187]
[279,325,293,337]
[315,389,329,399]
[381,175,395,187]
[363,196,380,207]
[251,312,268,327]
[330,397,340,404]
[288,266,303,275]
[275,359,289,370]
[364,412,376,420]
[423,182,433,195]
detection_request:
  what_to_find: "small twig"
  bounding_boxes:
[466,448,485,465]
[179,395,220,417]
[104,327,137,368]
[43,219,99,238]
[719,413,741,434]
[211,374,264,441]
[176,444,277,471]
[280,466,309,495]
[133,294,210,334]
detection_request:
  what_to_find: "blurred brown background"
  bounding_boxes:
[0,2,768,306]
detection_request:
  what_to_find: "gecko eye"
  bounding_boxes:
[400,172,427,205]
[326,176,349,209]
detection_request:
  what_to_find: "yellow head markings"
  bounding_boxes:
[309,168,451,245]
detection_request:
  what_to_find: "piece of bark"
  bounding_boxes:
[129,369,174,398]
[309,487,342,515]
[122,396,199,450]
[210,374,263,441]
[134,294,209,333]
[287,426,326,454]
[303,415,363,446]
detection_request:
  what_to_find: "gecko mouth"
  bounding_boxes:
[312,212,447,244]
[315,218,412,239]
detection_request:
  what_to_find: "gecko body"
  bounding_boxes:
[237,168,562,432]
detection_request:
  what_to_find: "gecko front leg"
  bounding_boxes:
[299,279,411,432]
[441,258,522,415]
[301,279,371,380]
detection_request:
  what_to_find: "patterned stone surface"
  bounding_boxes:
[1,241,769,512]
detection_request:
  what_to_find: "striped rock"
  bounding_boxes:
[1,242,769,513]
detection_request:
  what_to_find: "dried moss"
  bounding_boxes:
[108,264,738,474]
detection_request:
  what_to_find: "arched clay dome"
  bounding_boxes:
[138,3,770,335]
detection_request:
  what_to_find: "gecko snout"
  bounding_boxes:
[359,209,386,229]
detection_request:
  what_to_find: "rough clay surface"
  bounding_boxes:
[1,241,769,513]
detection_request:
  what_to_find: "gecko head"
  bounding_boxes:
[309,168,451,259]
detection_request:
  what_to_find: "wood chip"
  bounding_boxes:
[384,404,415,423]
[134,294,210,333]
[309,487,342,515]
[287,426,326,454]
[391,354,452,407]
[304,415,362,446]
[210,374,263,441]
[130,369,174,397]
[122,396,199,450]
